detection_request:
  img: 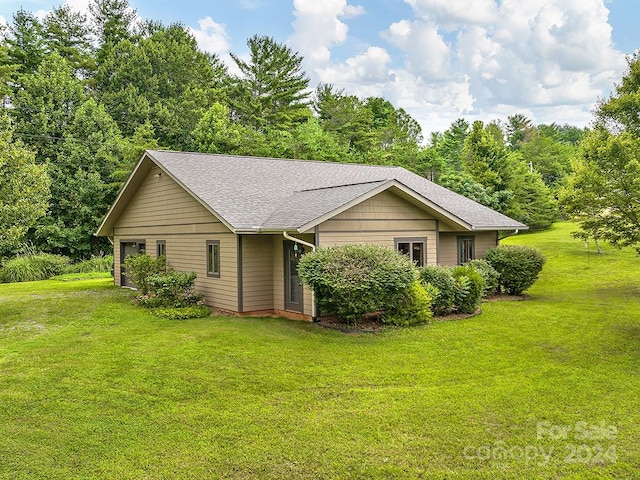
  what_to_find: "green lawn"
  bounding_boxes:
[1,222,639,479]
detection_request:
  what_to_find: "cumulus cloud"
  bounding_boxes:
[64,0,91,15]
[0,15,6,26]
[404,0,499,28]
[317,46,391,85]
[188,17,230,56]
[377,0,626,132]
[289,0,625,134]
[289,0,365,64]
[385,19,451,79]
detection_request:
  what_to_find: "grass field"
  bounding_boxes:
[1,222,639,479]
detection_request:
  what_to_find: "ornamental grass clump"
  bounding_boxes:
[0,253,70,283]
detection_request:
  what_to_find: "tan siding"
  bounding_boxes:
[242,235,274,312]
[113,165,238,311]
[273,236,284,312]
[439,232,498,266]
[318,190,438,266]
[477,231,499,259]
[117,166,216,228]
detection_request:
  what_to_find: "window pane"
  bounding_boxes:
[398,242,410,257]
[289,254,300,304]
[213,244,219,273]
[412,242,424,267]
[206,241,220,276]
[458,237,475,264]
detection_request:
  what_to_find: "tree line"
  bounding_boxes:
[1,0,636,261]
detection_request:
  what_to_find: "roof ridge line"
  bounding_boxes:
[297,179,390,193]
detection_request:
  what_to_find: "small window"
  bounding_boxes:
[457,236,475,264]
[156,240,166,257]
[206,240,220,277]
[395,238,427,267]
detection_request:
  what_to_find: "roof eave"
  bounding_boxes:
[95,152,150,237]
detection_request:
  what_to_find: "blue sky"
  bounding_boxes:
[1,0,637,135]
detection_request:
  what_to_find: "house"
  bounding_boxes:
[96,150,526,321]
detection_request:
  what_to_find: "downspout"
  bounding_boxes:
[283,231,317,322]
[498,229,519,242]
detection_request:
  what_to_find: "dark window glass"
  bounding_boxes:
[457,236,475,264]
[395,238,426,266]
[206,241,220,277]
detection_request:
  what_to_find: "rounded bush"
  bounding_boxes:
[484,244,546,295]
[383,280,433,326]
[418,265,457,315]
[451,265,485,314]
[467,259,500,297]
[298,244,416,324]
[123,254,166,294]
[147,271,201,308]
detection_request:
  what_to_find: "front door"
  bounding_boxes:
[120,241,145,287]
[284,241,304,312]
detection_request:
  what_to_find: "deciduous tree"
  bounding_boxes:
[0,117,50,256]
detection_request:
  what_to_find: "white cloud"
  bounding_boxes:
[343,5,366,18]
[384,19,452,79]
[188,17,230,56]
[317,46,391,86]
[33,10,49,21]
[404,0,499,28]
[372,0,627,133]
[0,15,6,27]
[63,0,91,15]
[289,0,365,64]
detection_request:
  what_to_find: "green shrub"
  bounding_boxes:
[418,265,457,315]
[146,271,202,308]
[383,280,433,326]
[123,254,166,294]
[298,244,416,324]
[151,305,211,320]
[0,253,70,283]
[484,244,546,295]
[467,259,500,297]
[66,255,114,274]
[451,265,485,314]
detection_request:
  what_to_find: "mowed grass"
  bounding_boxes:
[1,223,639,479]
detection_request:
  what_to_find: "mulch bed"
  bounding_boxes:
[314,293,529,333]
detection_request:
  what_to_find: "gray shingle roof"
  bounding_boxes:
[144,150,527,232]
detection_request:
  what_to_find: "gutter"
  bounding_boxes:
[499,229,520,241]
[282,231,317,322]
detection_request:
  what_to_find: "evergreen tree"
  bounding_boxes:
[4,8,46,77]
[230,35,311,132]
[44,5,94,78]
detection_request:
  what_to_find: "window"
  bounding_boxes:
[206,240,220,277]
[156,240,166,257]
[395,237,427,267]
[457,236,475,264]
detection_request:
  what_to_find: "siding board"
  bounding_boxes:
[318,190,438,266]
[113,166,238,311]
